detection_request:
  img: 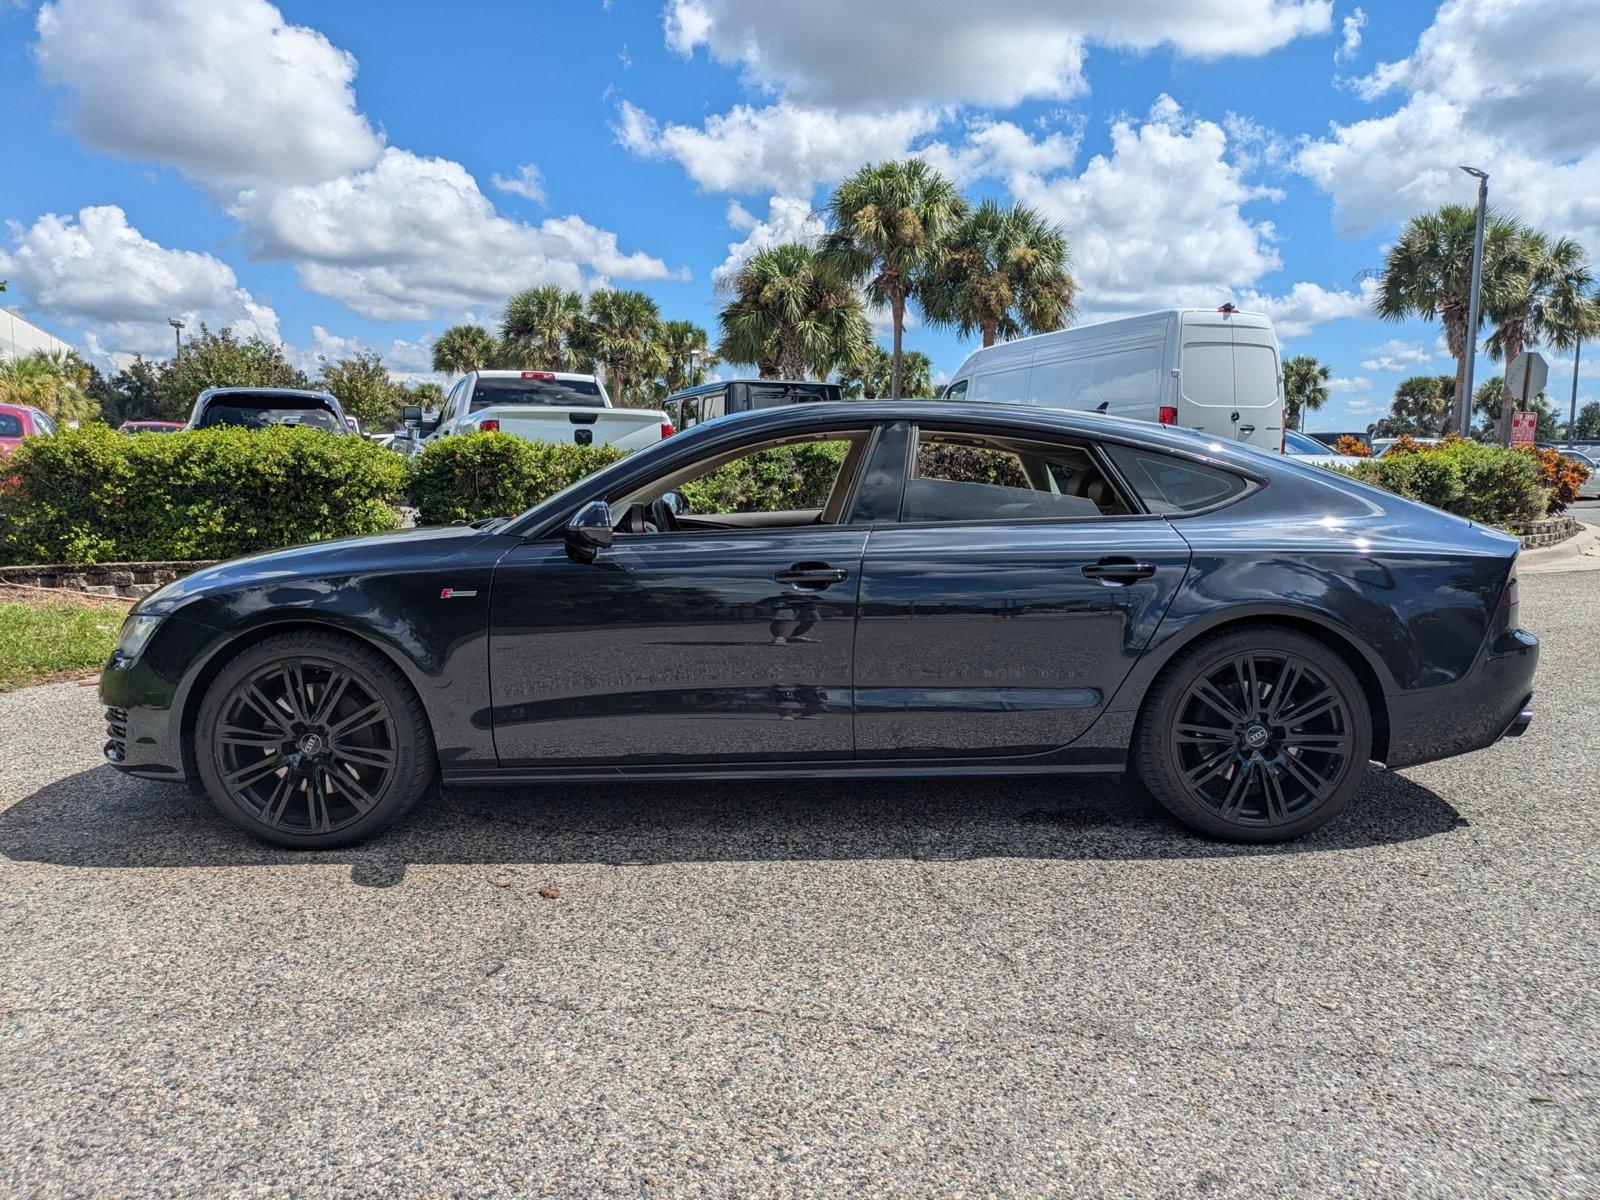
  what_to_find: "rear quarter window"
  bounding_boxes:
[1104,444,1251,514]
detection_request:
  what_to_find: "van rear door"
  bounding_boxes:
[1176,313,1284,451]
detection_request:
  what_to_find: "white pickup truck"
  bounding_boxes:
[427,370,672,450]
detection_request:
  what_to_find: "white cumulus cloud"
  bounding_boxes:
[1360,338,1436,373]
[34,0,383,188]
[1298,0,1600,242]
[0,205,280,359]
[663,1,1332,109]
[231,149,682,322]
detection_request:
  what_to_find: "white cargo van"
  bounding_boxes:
[942,307,1286,452]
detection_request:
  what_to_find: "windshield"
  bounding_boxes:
[471,376,605,411]
[0,413,22,438]
[195,401,343,431]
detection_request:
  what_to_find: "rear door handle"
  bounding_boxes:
[775,562,849,589]
[1081,557,1157,584]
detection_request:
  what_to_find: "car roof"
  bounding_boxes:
[471,370,597,381]
[197,387,339,401]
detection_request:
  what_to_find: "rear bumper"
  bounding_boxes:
[1384,628,1539,769]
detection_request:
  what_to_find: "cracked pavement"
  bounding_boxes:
[2,568,1596,1197]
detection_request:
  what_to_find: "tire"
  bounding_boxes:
[1134,625,1372,843]
[195,631,436,849]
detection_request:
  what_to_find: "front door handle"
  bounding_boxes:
[1081,557,1157,585]
[775,562,849,589]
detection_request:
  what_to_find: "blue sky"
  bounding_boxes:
[3,0,1597,430]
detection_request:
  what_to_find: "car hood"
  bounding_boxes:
[136,523,501,615]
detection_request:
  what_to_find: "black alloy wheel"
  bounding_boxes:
[196,632,435,848]
[1137,626,1372,842]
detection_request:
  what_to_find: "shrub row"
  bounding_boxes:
[1339,436,1569,527]
[0,424,406,565]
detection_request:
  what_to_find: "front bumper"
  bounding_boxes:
[1384,628,1540,769]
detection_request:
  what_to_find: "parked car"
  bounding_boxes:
[1544,445,1600,499]
[1305,430,1371,453]
[183,387,351,433]
[942,306,1286,452]
[102,401,1537,850]
[118,420,185,435]
[663,379,842,433]
[1372,437,1442,458]
[426,370,669,450]
[0,403,57,454]
[1283,429,1364,469]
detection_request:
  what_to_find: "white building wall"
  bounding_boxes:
[0,307,76,360]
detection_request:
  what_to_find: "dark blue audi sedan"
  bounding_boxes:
[100,403,1537,847]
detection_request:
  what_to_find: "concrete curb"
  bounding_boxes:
[1518,521,1600,572]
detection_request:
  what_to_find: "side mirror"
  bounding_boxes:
[564,500,614,561]
[401,404,423,428]
[661,489,691,516]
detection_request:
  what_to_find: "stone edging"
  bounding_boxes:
[1513,515,1581,550]
[0,560,218,599]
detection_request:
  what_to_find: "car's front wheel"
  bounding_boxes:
[1135,626,1372,842]
[195,631,436,848]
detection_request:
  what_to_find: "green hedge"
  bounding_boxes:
[0,423,405,565]
[1341,438,1547,527]
[405,432,628,526]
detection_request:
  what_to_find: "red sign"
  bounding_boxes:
[1510,410,1536,446]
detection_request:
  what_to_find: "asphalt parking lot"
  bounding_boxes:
[3,564,1597,1198]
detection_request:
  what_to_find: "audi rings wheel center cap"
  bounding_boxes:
[298,733,326,756]
[1243,725,1270,750]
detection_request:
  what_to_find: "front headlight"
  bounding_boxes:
[111,614,164,665]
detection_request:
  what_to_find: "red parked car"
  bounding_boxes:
[118,420,185,434]
[0,403,58,455]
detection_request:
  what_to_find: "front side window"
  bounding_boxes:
[34,412,56,436]
[1103,444,1250,514]
[900,427,1130,523]
[610,427,871,534]
[943,379,968,400]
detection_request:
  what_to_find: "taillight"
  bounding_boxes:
[1497,569,1519,631]
[1157,406,1177,425]
[480,419,500,432]
[660,421,675,438]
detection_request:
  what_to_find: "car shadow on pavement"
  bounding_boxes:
[2,764,1467,887]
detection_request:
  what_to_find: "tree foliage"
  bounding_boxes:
[318,350,400,428]
[580,289,666,407]
[500,286,587,371]
[158,325,308,420]
[823,159,966,399]
[839,344,933,398]
[0,349,101,424]
[1281,355,1331,431]
[921,199,1075,347]
[430,324,500,376]
[718,242,870,380]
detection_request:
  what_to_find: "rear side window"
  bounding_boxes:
[0,413,23,437]
[1104,445,1250,514]
[470,376,604,411]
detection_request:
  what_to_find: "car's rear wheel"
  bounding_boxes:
[195,631,435,848]
[1135,626,1371,842]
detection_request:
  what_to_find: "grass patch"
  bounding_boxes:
[0,591,127,691]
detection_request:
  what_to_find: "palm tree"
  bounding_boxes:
[0,349,100,424]
[1388,374,1455,436]
[717,242,871,381]
[657,319,717,394]
[500,285,587,370]
[922,199,1077,348]
[1281,355,1331,431]
[1486,232,1600,444]
[839,344,933,398]
[431,324,498,375]
[1374,203,1526,435]
[581,289,666,406]
[823,159,967,399]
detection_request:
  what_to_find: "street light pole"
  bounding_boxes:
[1571,341,1582,441]
[168,317,185,357]
[1459,167,1488,439]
